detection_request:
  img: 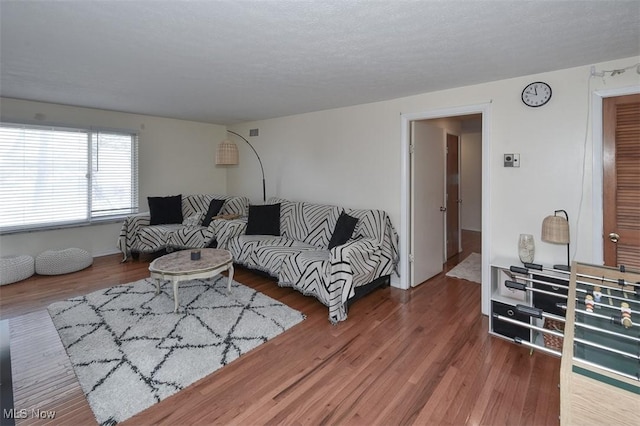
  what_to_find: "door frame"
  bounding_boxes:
[590,85,640,264]
[400,102,492,315]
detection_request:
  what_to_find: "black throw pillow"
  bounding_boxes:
[148,195,183,225]
[201,198,225,227]
[328,212,359,249]
[245,203,281,236]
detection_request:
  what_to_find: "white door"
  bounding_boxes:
[411,121,445,287]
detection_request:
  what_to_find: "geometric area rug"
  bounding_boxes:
[445,252,482,284]
[47,275,305,426]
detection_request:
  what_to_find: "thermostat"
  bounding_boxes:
[504,154,520,167]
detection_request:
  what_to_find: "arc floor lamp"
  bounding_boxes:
[215,130,266,203]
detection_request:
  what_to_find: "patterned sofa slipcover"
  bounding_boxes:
[117,194,250,261]
[214,197,399,323]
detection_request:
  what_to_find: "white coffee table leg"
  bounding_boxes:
[173,279,179,312]
[227,263,234,294]
[155,278,160,295]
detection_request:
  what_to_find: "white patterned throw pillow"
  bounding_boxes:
[182,213,204,227]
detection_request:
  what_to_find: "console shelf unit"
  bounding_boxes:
[490,258,569,356]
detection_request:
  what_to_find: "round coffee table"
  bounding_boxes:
[148,248,234,312]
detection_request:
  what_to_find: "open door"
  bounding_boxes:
[411,121,445,287]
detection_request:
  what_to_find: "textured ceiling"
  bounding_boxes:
[1,1,639,124]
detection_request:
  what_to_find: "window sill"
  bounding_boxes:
[0,215,134,236]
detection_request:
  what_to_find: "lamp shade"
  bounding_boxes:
[541,214,570,244]
[215,140,239,165]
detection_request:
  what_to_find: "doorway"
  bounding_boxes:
[591,86,640,267]
[446,132,461,259]
[400,104,490,314]
[411,117,481,285]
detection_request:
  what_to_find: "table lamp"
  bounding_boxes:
[541,209,570,271]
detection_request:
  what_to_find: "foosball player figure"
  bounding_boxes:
[585,294,594,313]
[620,302,632,329]
[593,286,602,304]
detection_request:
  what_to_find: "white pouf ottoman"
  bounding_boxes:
[35,248,93,276]
[0,255,35,286]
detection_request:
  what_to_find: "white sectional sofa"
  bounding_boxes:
[117,194,250,261]
[214,197,399,323]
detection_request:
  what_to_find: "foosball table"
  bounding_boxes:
[560,262,640,425]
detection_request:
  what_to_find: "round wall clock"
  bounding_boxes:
[521,81,552,107]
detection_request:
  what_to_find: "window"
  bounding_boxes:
[0,122,138,233]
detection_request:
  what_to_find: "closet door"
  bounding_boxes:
[603,94,640,269]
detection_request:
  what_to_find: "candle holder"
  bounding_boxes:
[190,250,201,261]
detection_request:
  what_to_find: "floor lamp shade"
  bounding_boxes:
[541,209,570,271]
[215,140,239,165]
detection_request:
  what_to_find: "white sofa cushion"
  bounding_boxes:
[251,239,318,276]
[136,224,183,252]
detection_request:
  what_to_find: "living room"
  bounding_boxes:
[1,1,639,425]
[3,58,640,308]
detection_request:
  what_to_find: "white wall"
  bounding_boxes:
[425,117,462,135]
[228,56,640,272]
[461,132,482,231]
[228,107,401,208]
[0,98,228,258]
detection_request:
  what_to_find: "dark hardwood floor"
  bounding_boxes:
[1,230,561,425]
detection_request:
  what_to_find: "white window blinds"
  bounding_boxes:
[91,131,138,218]
[0,122,138,233]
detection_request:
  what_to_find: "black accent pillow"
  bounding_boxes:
[201,198,225,227]
[245,203,281,236]
[148,195,183,225]
[328,212,359,249]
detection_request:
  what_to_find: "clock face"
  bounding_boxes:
[521,82,552,107]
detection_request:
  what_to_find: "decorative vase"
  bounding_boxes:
[518,234,535,263]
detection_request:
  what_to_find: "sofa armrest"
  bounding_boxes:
[344,209,400,277]
[117,212,150,261]
[209,217,248,250]
[329,237,378,260]
[329,237,380,303]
